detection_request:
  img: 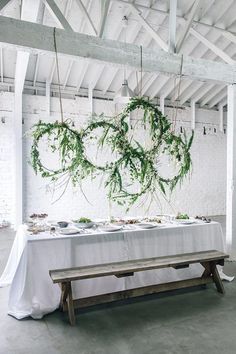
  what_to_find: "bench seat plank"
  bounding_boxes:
[50,250,228,283]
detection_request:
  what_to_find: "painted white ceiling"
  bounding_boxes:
[1,0,236,109]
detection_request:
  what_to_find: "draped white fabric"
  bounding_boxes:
[0,222,225,320]
[0,225,28,287]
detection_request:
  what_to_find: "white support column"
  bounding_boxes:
[160,95,165,115]
[14,51,30,228]
[218,103,224,132]
[14,88,23,228]
[88,86,94,114]
[191,99,196,130]
[0,47,3,82]
[14,0,41,227]
[226,84,236,258]
[46,80,50,117]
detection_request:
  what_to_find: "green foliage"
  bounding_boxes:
[30,97,194,208]
[176,213,189,220]
[73,217,92,223]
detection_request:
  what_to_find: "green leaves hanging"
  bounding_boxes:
[30,97,194,208]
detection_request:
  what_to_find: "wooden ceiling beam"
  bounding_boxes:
[0,16,236,84]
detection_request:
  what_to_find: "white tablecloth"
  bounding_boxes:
[0,222,226,319]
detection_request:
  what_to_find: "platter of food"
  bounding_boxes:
[111,218,140,226]
[72,217,95,229]
[174,213,196,224]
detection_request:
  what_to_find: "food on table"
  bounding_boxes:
[27,225,46,234]
[176,213,189,220]
[144,217,162,223]
[30,213,48,219]
[72,217,95,229]
[124,219,139,224]
[112,218,140,225]
[73,217,92,223]
[195,216,211,223]
[112,217,163,225]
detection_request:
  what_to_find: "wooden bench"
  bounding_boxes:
[49,250,229,325]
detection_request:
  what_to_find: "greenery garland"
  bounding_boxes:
[30,97,194,207]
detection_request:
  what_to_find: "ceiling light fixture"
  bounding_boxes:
[114,16,134,104]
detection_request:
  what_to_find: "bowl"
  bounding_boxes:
[57,221,69,228]
[73,222,95,229]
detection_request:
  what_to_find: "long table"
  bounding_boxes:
[0,221,226,319]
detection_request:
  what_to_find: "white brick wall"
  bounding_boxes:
[0,92,227,223]
[0,92,14,223]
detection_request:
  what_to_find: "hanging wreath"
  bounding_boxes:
[30,97,194,208]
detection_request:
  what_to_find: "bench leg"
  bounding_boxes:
[60,282,69,311]
[200,262,211,288]
[201,261,225,294]
[66,282,76,325]
[210,262,225,294]
[201,262,211,278]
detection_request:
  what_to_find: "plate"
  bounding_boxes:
[100,225,123,232]
[59,228,81,235]
[72,222,95,229]
[136,223,158,229]
[174,219,196,225]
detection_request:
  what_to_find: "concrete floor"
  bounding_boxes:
[0,217,236,354]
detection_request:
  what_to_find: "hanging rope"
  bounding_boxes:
[140,45,143,97]
[53,27,64,123]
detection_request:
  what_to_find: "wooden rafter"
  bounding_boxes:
[0,16,236,85]
[190,28,235,65]
[208,88,227,109]
[47,0,73,86]
[149,0,229,102]
[42,0,73,31]
[102,6,154,94]
[168,0,177,53]
[74,0,97,36]
[0,0,13,11]
[63,60,73,89]
[176,0,202,53]
[200,85,225,108]
[129,3,168,52]
[99,0,110,38]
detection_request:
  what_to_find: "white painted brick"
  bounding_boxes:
[0,92,227,224]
